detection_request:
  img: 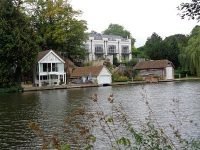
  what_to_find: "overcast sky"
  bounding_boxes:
[71,0,199,47]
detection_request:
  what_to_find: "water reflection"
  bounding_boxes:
[0,81,199,149]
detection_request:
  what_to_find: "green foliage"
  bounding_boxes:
[24,0,87,61]
[163,34,188,68]
[179,25,200,76]
[0,86,23,93]
[133,76,143,81]
[61,144,70,150]
[103,23,135,46]
[141,33,188,68]
[112,73,129,82]
[132,47,147,58]
[103,24,131,38]
[142,33,163,60]
[113,56,119,66]
[0,0,39,86]
[124,59,137,67]
[116,137,131,146]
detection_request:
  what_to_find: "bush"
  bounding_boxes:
[112,73,129,82]
[0,86,23,93]
[113,57,120,67]
[133,76,143,81]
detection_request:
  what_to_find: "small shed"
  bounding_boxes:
[134,60,174,80]
[71,66,112,85]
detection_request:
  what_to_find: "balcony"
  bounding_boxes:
[108,49,118,54]
[121,50,130,54]
[95,49,104,54]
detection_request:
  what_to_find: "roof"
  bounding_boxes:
[134,60,174,70]
[71,66,104,78]
[89,31,129,40]
[37,50,65,63]
[37,50,51,62]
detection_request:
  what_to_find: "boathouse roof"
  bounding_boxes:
[71,66,104,77]
[134,60,174,70]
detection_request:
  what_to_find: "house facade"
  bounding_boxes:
[134,60,174,80]
[84,31,132,62]
[70,66,112,85]
[34,50,66,87]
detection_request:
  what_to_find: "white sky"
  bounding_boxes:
[70,0,199,47]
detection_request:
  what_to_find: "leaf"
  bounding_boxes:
[116,137,131,146]
[61,144,70,150]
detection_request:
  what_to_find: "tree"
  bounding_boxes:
[142,33,163,60]
[24,0,87,61]
[103,24,135,46]
[163,34,188,68]
[179,25,200,76]
[141,33,188,68]
[0,0,39,86]
[132,47,147,59]
[178,0,200,21]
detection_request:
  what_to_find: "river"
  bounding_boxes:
[0,81,199,149]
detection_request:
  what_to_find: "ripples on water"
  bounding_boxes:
[0,81,199,149]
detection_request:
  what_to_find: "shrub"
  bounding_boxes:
[0,86,23,93]
[112,73,129,82]
[133,76,143,81]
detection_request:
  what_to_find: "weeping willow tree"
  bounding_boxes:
[179,26,200,76]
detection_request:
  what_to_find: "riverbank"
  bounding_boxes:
[21,77,200,92]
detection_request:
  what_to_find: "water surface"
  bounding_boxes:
[0,81,199,149]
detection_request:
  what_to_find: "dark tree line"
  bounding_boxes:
[137,25,200,77]
[138,33,188,68]
[0,0,87,87]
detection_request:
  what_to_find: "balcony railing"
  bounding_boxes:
[121,50,130,54]
[108,50,118,54]
[95,49,104,54]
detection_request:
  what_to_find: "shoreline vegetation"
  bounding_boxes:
[1,77,199,93]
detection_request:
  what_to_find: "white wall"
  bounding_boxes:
[58,63,64,73]
[85,36,132,62]
[165,66,174,80]
[40,52,63,63]
[97,67,112,85]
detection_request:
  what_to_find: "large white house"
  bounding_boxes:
[85,31,132,62]
[34,50,66,87]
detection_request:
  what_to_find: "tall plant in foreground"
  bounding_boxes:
[29,92,200,149]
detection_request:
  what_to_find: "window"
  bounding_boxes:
[43,63,51,72]
[95,44,103,53]
[121,46,129,53]
[108,45,116,53]
[52,63,58,72]
[43,63,47,72]
[51,75,58,79]
[40,75,48,80]
[48,63,51,72]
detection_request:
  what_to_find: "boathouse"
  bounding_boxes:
[134,59,174,80]
[34,50,66,87]
[70,66,112,85]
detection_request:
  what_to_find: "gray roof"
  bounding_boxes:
[89,31,128,41]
